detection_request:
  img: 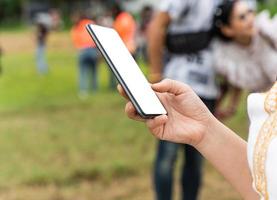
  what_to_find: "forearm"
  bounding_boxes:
[196,116,259,199]
[147,13,169,82]
[148,26,164,74]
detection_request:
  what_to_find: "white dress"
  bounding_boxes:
[247,82,277,199]
[213,11,277,92]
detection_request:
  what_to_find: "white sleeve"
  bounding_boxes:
[159,0,189,20]
[256,11,277,46]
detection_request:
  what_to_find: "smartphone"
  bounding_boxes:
[86,24,167,118]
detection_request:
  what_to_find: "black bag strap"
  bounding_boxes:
[166,31,212,54]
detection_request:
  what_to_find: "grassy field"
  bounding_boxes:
[0,30,248,199]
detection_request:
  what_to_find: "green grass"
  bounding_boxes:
[0,30,246,199]
[0,43,155,187]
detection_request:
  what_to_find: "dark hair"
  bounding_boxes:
[111,2,123,18]
[212,0,238,41]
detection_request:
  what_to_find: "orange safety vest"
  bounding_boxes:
[113,12,137,54]
[71,19,96,49]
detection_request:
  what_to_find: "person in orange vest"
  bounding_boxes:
[109,3,137,89]
[71,13,99,98]
[112,3,137,55]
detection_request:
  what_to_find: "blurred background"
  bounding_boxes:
[0,0,276,199]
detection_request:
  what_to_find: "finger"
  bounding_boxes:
[151,79,190,96]
[125,101,145,122]
[117,84,129,100]
[146,115,168,131]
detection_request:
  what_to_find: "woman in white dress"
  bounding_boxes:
[118,79,276,199]
[211,0,277,119]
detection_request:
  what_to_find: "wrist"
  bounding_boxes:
[194,114,220,152]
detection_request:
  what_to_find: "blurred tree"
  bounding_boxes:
[0,0,22,23]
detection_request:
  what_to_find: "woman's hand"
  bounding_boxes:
[118,79,215,147]
[118,79,259,199]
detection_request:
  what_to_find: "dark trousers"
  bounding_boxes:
[78,48,98,92]
[154,98,216,200]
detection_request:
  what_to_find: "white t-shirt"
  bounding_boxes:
[159,0,219,99]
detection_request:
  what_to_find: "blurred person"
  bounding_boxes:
[0,46,2,75]
[109,3,137,90]
[98,11,114,28]
[71,13,99,98]
[118,78,277,200]
[35,13,51,75]
[212,0,277,119]
[137,5,154,63]
[112,3,137,55]
[147,0,221,199]
[49,9,63,30]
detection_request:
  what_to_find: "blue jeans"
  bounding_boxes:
[79,48,98,92]
[154,98,216,200]
[36,44,48,74]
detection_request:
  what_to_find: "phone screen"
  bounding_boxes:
[86,25,167,117]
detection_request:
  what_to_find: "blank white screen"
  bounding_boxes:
[88,25,167,116]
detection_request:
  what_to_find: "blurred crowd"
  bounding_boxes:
[1,0,277,199]
[30,3,153,98]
